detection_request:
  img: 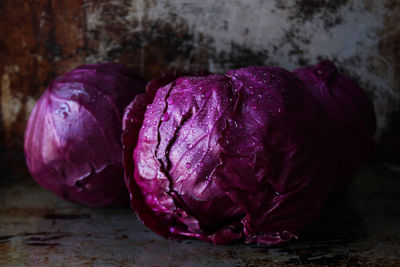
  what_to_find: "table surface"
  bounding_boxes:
[1,164,399,266]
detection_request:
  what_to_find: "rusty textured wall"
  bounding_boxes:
[1,0,399,171]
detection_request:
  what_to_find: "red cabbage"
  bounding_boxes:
[294,60,376,190]
[122,66,354,244]
[24,63,146,207]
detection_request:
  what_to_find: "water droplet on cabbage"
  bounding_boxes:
[161,113,170,121]
[56,103,70,118]
[167,98,174,105]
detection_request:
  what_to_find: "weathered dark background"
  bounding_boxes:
[1,1,400,265]
[1,0,399,172]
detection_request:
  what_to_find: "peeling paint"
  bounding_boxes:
[80,0,399,135]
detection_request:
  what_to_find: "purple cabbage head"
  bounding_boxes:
[24,63,146,207]
[122,66,354,244]
[294,60,376,190]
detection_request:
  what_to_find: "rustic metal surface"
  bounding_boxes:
[1,164,399,266]
[1,0,400,173]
